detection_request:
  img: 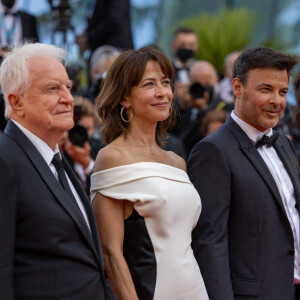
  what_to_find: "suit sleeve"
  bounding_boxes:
[188,140,234,300]
[0,157,17,299]
[87,0,123,50]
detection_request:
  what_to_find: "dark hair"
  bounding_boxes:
[96,46,176,146]
[174,26,196,36]
[292,69,300,128]
[201,110,226,136]
[73,96,100,125]
[232,46,298,85]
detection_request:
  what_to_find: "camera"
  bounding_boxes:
[189,82,214,102]
[189,82,206,99]
[68,124,89,147]
[68,105,88,147]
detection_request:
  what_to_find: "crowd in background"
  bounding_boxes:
[2,1,300,299]
[2,18,300,193]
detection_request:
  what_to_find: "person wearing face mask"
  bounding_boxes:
[60,96,105,195]
[171,26,198,84]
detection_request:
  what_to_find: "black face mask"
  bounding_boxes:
[176,48,195,62]
[2,0,15,9]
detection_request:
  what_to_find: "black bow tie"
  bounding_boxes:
[255,132,279,148]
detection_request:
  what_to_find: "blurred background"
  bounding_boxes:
[18,0,300,60]
[2,0,300,180]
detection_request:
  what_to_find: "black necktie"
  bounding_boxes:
[255,132,279,148]
[51,153,77,205]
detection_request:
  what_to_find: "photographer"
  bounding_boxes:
[60,96,104,194]
[177,60,227,155]
[76,0,133,54]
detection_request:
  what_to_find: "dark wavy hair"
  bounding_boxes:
[232,46,298,85]
[96,46,176,147]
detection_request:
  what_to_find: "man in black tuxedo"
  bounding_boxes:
[188,46,300,299]
[0,43,115,300]
[171,26,198,84]
[76,0,133,54]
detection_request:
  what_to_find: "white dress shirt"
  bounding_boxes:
[11,120,90,230]
[173,58,190,83]
[231,111,300,283]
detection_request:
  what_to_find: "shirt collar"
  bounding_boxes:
[11,119,60,165]
[231,111,272,143]
[173,58,185,69]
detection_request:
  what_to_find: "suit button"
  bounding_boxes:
[288,250,295,255]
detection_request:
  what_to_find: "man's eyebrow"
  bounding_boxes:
[257,83,273,87]
[44,80,73,85]
[257,83,289,90]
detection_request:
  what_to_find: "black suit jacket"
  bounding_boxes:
[19,11,39,42]
[0,121,115,300]
[0,93,6,132]
[188,116,300,300]
[87,0,133,51]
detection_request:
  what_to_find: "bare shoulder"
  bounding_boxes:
[94,143,124,172]
[167,151,187,172]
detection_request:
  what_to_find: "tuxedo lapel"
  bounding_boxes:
[63,157,105,270]
[274,140,300,211]
[4,121,99,261]
[240,142,285,211]
[225,117,285,212]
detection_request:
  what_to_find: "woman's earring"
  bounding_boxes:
[120,106,134,122]
[169,105,173,117]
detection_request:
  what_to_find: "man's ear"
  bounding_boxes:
[8,93,25,117]
[231,78,243,99]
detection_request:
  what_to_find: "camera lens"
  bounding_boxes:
[68,124,89,147]
[189,82,206,99]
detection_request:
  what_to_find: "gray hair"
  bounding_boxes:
[90,45,121,78]
[0,43,66,118]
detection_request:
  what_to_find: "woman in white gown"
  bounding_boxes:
[91,47,209,300]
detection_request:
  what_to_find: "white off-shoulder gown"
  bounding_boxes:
[91,162,208,300]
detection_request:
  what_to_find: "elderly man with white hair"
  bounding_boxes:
[0,43,115,300]
[87,45,121,100]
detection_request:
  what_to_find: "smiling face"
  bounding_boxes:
[123,60,173,123]
[233,67,289,132]
[15,57,74,147]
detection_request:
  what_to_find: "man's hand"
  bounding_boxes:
[0,47,10,59]
[191,90,210,112]
[64,139,92,169]
[76,31,90,54]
